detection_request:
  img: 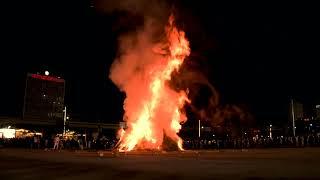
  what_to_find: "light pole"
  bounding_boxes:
[198,120,201,138]
[291,99,296,137]
[269,124,272,139]
[63,106,67,135]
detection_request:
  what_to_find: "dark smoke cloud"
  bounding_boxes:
[172,61,254,136]
[95,0,171,23]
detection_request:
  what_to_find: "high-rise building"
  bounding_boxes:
[316,105,320,120]
[23,73,65,126]
[289,100,304,121]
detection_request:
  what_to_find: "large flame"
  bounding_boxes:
[115,15,190,152]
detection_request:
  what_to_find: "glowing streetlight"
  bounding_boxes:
[269,124,272,139]
[45,70,49,76]
[63,106,67,135]
[198,120,201,138]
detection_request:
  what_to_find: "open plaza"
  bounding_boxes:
[1,148,320,179]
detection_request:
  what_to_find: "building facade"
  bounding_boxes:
[289,100,304,121]
[23,73,65,126]
[316,105,320,121]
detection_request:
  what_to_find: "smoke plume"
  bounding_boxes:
[105,0,252,140]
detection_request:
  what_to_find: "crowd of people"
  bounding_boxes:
[1,134,320,150]
[0,135,118,151]
[183,134,320,149]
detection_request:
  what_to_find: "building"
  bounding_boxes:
[289,100,304,121]
[0,116,120,139]
[316,105,320,121]
[23,73,65,127]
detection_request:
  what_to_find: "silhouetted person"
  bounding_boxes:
[53,136,60,150]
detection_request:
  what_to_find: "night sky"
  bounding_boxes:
[1,1,319,126]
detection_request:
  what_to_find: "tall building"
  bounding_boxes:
[23,73,65,126]
[289,100,304,121]
[316,105,320,120]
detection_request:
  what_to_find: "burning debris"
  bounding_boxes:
[109,15,190,152]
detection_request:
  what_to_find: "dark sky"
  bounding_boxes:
[1,1,319,125]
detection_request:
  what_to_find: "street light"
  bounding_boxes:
[291,99,296,136]
[198,120,201,138]
[63,106,67,135]
[45,70,49,76]
[269,125,272,139]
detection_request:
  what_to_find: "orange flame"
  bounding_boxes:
[117,15,190,152]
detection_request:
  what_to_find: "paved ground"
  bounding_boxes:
[0,148,320,179]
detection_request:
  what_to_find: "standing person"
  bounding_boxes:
[78,138,83,150]
[65,138,71,149]
[33,136,38,149]
[53,136,60,150]
[44,138,48,151]
[216,139,220,150]
[59,137,64,150]
[88,139,92,150]
[27,137,33,149]
[301,136,304,147]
